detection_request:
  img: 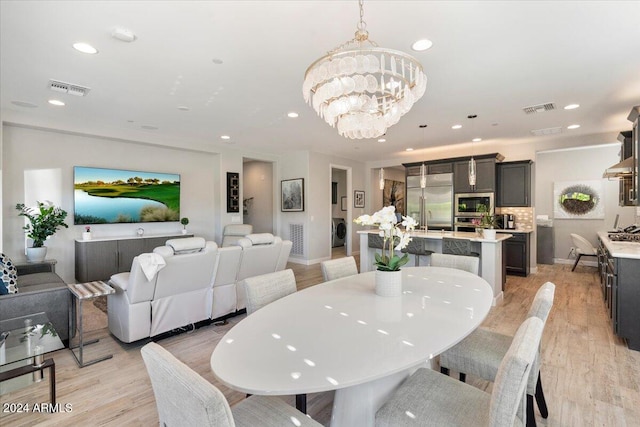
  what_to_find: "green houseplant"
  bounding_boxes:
[16,201,68,261]
[180,217,189,234]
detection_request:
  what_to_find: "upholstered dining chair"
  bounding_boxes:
[321,256,358,282]
[243,269,297,315]
[430,253,480,275]
[242,268,306,412]
[376,317,544,427]
[141,342,321,427]
[439,282,556,427]
[570,233,597,271]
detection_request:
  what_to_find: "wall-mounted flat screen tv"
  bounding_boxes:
[74,166,180,224]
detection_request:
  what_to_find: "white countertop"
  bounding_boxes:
[74,232,191,243]
[497,229,533,234]
[358,229,512,243]
[598,232,640,260]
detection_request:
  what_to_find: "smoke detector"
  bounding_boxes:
[48,79,90,97]
[112,27,137,43]
[522,102,556,114]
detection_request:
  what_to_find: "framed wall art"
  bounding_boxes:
[226,172,240,213]
[354,190,365,208]
[383,179,405,215]
[553,179,604,219]
[281,178,304,212]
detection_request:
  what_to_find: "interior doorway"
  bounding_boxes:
[243,158,274,233]
[330,165,351,259]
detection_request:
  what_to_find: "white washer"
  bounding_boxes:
[332,218,347,247]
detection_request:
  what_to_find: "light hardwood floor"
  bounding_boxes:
[1,261,639,426]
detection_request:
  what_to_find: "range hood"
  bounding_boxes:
[603,131,634,178]
[603,156,634,178]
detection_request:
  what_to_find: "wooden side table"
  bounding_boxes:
[67,281,115,368]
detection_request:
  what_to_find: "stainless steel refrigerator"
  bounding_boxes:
[406,173,453,230]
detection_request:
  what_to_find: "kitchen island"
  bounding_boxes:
[597,232,640,351]
[358,230,511,305]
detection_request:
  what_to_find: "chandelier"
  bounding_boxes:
[302,0,427,139]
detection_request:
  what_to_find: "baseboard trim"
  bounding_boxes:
[554,258,598,267]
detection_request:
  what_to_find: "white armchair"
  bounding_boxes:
[210,246,243,319]
[222,224,253,247]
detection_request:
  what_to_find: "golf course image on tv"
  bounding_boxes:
[74,166,180,225]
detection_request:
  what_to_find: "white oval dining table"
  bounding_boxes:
[210,266,493,427]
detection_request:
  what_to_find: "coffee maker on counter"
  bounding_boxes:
[497,214,516,229]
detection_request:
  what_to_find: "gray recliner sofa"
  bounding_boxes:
[0,262,73,345]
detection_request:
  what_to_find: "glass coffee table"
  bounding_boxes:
[0,312,63,404]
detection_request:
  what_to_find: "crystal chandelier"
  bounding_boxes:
[302,0,427,139]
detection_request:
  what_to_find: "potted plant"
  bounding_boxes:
[16,201,68,262]
[354,206,417,296]
[180,217,189,234]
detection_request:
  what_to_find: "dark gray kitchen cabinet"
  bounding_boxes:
[75,234,192,282]
[453,158,496,193]
[497,160,532,207]
[503,232,530,277]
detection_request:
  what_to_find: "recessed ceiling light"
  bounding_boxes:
[567,124,580,129]
[287,112,299,118]
[451,124,462,129]
[378,138,386,143]
[564,104,580,110]
[48,99,65,106]
[11,100,38,108]
[72,42,98,54]
[411,39,433,52]
[177,106,190,111]
[221,135,231,140]
[472,138,482,142]
[406,148,414,151]
[212,58,224,65]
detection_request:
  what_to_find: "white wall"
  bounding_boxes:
[536,144,635,261]
[243,160,273,233]
[2,124,218,283]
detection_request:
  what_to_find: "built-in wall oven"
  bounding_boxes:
[454,216,481,232]
[455,192,494,217]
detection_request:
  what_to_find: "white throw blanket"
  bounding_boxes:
[137,253,167,281]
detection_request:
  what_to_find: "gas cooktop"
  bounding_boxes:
[608,233,640,242]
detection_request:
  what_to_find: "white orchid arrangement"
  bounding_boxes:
[354,206,417,271]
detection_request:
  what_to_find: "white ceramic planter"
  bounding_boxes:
[483,228,497,240]
[26,247,47,263]
[375,270,403,297]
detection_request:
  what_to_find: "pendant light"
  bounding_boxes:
[379,167,385,190]
[468,114,477,188]
[419,124,427,188]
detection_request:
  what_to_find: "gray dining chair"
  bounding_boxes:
[439,282,555,427]
[140,342,321,427]
[430,253,479,275]
[376,317,544,427]
[243,269,297,315]
[242,268,307,413]
[321,256,358,281]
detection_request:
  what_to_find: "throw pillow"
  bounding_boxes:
[0,253,18,294]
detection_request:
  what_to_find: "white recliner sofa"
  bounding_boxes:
[234,233,293,311]
[108,237,218,343]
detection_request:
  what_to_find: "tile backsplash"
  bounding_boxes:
[496,207,534,231]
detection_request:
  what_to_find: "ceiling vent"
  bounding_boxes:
[530,126,563,136]
[48,79,91,97]
[522,102,556,114]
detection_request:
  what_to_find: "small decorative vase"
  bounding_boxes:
[26,247,47,263]
[181,229,188,235]
[483,228,497,240]
[375,270,403,297]
[82,231,92,240]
